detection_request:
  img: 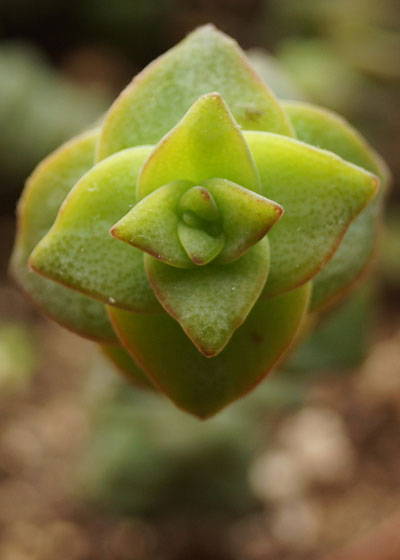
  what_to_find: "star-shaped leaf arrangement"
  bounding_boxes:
[10,24,388,418]
[111,93,283,355]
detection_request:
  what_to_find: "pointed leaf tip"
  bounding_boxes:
[112,180,195,268]
[137,92,260,200]
[204,178,283,263]
[97,24,293,159]
[107,281,311,418]
[245,131,380,298]
[144,238,270,357]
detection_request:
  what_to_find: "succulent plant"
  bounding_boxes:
[10,25,388,418]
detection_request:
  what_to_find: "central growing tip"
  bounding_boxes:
[177,184,224,265]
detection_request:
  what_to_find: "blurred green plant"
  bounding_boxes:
[0,323,37,393]
[0,43,108,184]
[78,352,307,516]
[267,0,400,179]
[11,25,388,418]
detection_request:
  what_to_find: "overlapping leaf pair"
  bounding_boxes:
[11,25,388,418]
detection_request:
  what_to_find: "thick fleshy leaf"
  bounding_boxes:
[144,238,270,357]
[97,25,293,160]
[108,282,311,418]
[100,344,154,389]
[112,177,282,269]
[282,100,390,184]
[29,146,162,313]
[281,100,389,310]
[309,203,380,311]
[137,93,260,200]
[244,131,379,298]
[111,180,194,268]
[10,130,117,342]
[177,222,224,266]
[180,185,220,222]
[204,178,283,263]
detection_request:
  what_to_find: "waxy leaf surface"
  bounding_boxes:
[282,101,388,310]
[100,344,154,389]
[244,131,379,298]
[144,238,270,357]
[97,25,293,160]
[137,93,260,200]
[177,222,224,266]
[10,130,116,342]
[283,101,389,183]
[310,203,379,310]
[30,146,162,313]
[204,178,282,263]
[112,180,195,268]
[108,282,311,418]
[113,177,282,268]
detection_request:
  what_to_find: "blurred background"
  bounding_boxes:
[0,1,399,559]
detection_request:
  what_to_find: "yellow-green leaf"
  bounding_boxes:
[108,281,311,418]
[97,25,293,160]
[245,131,379,298]
[144,238,270,357]
[29,146,161,313]
[137,93,260,200]
[10,130,117,342]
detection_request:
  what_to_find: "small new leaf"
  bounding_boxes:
[137,92,260,200]
[204,178,283,263]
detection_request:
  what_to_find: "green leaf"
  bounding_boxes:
[144,238,270,357]
[177,185,225,265]
[244,131,379,298]
[29,146,162,313]
[108,281,311,418]
[179,185,220,222]
[112,177,282,269]
[309,203,381,311]
[97,25,293,160]
[111,180,195,268]
[204,178,282,264]
[137,93,260,200]
[281,100,388,310]
[100,344,154,389]
[177,221,224,266]
[10,130,117,342]
[282,100,390,184]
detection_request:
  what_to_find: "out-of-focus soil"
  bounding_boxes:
[0,216,399,560]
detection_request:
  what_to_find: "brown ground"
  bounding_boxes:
[0,216,399,560]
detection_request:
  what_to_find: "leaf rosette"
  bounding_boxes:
[10,25,388,417]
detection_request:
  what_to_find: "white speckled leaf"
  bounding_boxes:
[97,25,293,160]
[112,180,195,268]
[144,238,270,357]
[10,130,117,342]
[137,93,260,199]
[29,146,162,313]
[244,131,379,298]
[282,100,388,310]
[108,281,311,418]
